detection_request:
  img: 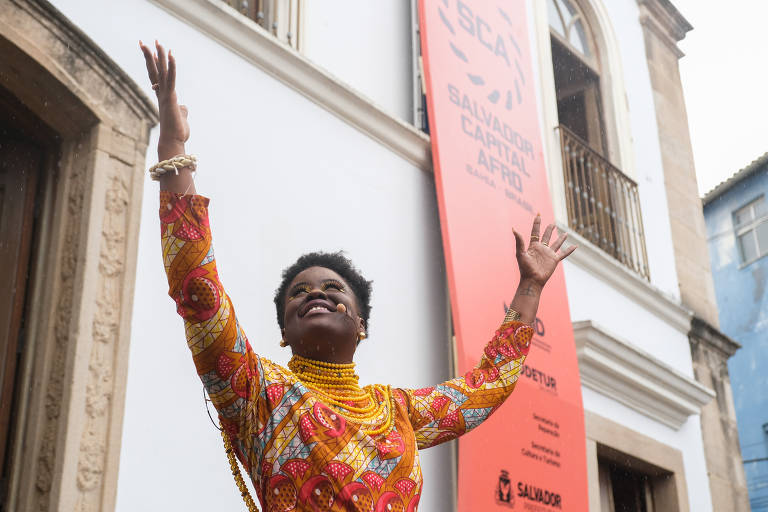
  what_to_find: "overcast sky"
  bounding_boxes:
[674,1,768,195]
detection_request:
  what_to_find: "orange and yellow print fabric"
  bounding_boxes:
[159,191,532,511]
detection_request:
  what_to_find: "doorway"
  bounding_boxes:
[0,86,55,509]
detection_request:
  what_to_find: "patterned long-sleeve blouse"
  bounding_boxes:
[160,192,533,512]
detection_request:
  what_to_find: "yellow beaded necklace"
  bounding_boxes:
[288,355,396,437]
[221,426,259,512]
[218,356,397,512]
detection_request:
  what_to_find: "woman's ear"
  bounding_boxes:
[357,317,367,340]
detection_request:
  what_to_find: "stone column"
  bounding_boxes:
[689,318,750,511]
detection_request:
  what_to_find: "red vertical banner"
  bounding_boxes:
[419,1,588,510]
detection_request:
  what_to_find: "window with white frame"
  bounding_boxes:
[221,0,303,50]
[546,0,650,280]
[733,196,768,264]
[548,0,606,154]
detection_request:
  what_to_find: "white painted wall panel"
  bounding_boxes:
[302,0,414,123]
[600,0,682,300]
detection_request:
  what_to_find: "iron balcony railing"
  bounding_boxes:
[222,0,302,50]
[559,125,650,280]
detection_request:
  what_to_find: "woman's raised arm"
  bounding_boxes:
[139,40,195,195]
[141,42,265,452]
[399,216,576,449]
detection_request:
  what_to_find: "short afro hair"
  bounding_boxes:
[274,251,373,332]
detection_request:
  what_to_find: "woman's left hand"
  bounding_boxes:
[139,40,190,159]
[513,214,577,288]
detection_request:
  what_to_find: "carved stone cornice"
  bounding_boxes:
[7,0,158,132]
[637,0,693,58]
[689,315,741,360]
[574,320,715,429]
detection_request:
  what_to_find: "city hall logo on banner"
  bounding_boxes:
[517,481,563,509]
[495,470,515,508]
[437,0,526,110]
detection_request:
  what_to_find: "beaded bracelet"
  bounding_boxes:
[148,154,197,181]
[503,307,522,324]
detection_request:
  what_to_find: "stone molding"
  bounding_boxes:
[574,320,715,429]
[6,0,157,134]
[0,1,157,511]
[689,315,741,360]
[564,227,693,335]
[688,315,751,511]
[151,0,432,172]
[637,0,693,58]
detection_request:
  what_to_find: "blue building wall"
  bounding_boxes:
[704,165,768,511]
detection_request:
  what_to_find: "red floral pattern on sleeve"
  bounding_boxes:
[160,192,262,435]
[400,321,533,449]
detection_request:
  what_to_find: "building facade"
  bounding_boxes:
[640,0,750,509]
[704,155,768,512]
[0,0,745,510]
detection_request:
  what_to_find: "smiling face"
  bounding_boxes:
[282,266,365,363]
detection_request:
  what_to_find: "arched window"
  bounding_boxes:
[548,0,605,154]
[547,0,650,280]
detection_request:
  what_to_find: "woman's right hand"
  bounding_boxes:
[139,40,189,160]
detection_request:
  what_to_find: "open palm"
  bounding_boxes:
[513,215,576,288]
[139,40,189,149]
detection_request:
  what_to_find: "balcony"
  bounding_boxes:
[559,125,650,280]
[221,0,301,49]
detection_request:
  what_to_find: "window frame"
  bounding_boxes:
[585,411,688,511]
[533,0,637,235]
[544,0,649,279]
[548,0,607,158]
[733,195,768,267]
[220,0,305,51]
[548,0,600,71]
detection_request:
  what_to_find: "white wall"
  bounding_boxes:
[600,0,681,300]
[49,1,452,511]
[302,0,414,123]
